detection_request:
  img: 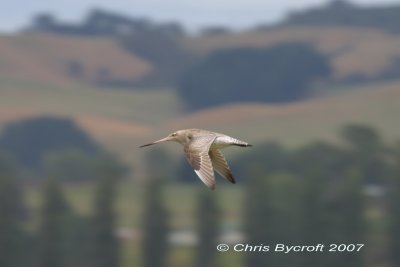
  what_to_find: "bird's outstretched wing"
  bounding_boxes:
[209,149,235,184]
[184,135,216,190]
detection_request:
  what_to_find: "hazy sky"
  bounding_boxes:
[1,0,399,33]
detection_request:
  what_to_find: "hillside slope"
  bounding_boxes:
[2,27,400,86]
[0,33,152,86]
[183,26,400,80]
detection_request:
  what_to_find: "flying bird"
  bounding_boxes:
[139,128,251,190]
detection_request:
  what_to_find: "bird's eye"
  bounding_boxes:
[171,133,177,137]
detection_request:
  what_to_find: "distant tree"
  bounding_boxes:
[28,8,186,37]
[201,26,231,36]
[88,158,122,267]
[178,43,331,110]
[244,169,272,267]
[66,60,85,80]
[231,142,287,183]
[44,149,127,182]
[341,124,388,184]
[0,154,27,267]
[0,117,101,174]
[318,167,365,267]
[289,141,350,178]
[154,22,186,38]
[82,8,158,36]
[299,169,330,267]
[63,214,91,267]
[35,177,70,267]
[337,169,365,267]
[144,148,175,181]
[83,8,125,35]
[232,140,351,185]
[120,29,184,64]
[342,124,382,153]
[388,148,400,267]
[285,0,400,33]
[294,162,365,267]
[195,190,219,267]
[141,149,169,267]
[244,170,302,266]
[120,30,191,86]
[31,13,57,31]
[141,177,169,267]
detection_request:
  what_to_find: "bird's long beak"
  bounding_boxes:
[139,136,171,148]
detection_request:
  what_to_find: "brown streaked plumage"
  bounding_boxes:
[139,128,251,190]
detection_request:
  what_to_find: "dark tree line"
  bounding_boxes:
[0,116,127,182]
[35,176,71,267]
[28,8,185,38]
[35,158,123,267]
[238,124,396,267]
[178,43,331,110]
[0,154,28,267]
[195,190,219,267]
[389,154,400,267]
[244,166,365,267]
[0,117,100,175]
[88,160,121,267]
[0,154,123,267]
[119,30,193,86]
[230,124,388,186]
[284,0,400,34]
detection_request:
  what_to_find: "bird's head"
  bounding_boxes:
[139,130,191,148]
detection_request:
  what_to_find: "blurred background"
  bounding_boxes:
[1,0,400,266]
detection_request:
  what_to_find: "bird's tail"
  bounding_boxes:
[233,139,252,147]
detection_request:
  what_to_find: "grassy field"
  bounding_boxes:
[0,79,180,124]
